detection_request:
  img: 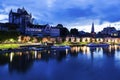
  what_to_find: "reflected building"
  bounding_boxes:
[8,51,34,73]
[1,45,120,74]
[102,45,116,56]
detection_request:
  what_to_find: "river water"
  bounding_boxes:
[0,45,120,80]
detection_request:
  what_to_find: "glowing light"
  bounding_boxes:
[10,52,14,62]
[38,53,41,59]
[48,50,50,54]
[35,51,37,59]
[76,38,80,42]
[82,38,86,42]
[19,52,22,56]
[66,49,68,55]
[71,37,75,42]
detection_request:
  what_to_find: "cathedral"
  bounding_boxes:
[2,7,60,37]
[0,7,60,37]
[9,7,33,33]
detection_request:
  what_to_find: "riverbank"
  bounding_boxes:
[0,43,43,49]
[55,42,89,46]
[0,44,20,49]
[0,42,117,49]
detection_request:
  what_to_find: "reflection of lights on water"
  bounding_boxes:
[82,46,90,54]
[114,45,117,50]
[66,49,68,55]
[19,52,22,56]
[5,53,9,56]
[115,51,120,60]
[86,47,90,53]
[85,47,91,58]
[10,52,14,62]
[26,51,29,54]
[35,51,37,59]
[16,52,22,56]
[66,54,71,61]
[48,51,50,54]
[54,53,56,55]
[114,45,120,60]
[38,53,41,59]
[109,45,118,52]
[96,48,102,53]
[71,47,80,53]
[44,50,47,52]
[109,46,112,52]
[96,48,99,52]
[82,46,86,54]
[94,48,103,58]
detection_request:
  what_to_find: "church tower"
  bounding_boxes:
[91,22,95,33]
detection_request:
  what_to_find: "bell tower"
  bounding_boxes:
[91,22,94,33]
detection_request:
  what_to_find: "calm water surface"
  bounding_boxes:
[1,45,120,80]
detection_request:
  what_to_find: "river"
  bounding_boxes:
[0,45,120,80]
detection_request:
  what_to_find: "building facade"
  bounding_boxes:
[25,24,60,37]
[9,7,33,33]
[0,7,60,37]
[101,27,118,37]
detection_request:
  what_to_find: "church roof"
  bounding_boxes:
[10,8,29,17]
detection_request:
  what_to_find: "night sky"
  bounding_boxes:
[0,0,120,32]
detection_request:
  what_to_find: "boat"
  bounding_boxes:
[51,46,70,50]
[28,47,43,51]
[87,43,109,47]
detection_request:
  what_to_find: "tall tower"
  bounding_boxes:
[91,22,95,33]
[9,9,13,23]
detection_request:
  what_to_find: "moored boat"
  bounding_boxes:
[51,46,70,50]
[87,43,109,47]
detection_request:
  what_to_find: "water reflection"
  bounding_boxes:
[9,52,34,73]
[70,45,120,60]
[10,52,14,62]
[1,45,120,74]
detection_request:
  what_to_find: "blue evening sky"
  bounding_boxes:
[0,0,120,32]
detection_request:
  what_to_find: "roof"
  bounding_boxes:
[10,8,29,17]
[27,23,47,29]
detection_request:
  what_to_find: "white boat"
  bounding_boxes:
[51,46,70,50]
[87,43,109,47]
[28,47,43,51]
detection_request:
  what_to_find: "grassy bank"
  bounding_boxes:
[55,42,88,46]
[0,44,20,49]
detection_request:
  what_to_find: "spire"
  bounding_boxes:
[22,7,25,11]
[30,13,32,17]
[9,9,13,15]
[91,22,95,33]
[22,7,25,10]
[10,9,12,13]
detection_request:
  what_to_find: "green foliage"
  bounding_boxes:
[0,44,20,49]
[0,31,20,43]
[55,41,71,46]
[79,42,88,45]
[56,24,69,37]
[70,28,79,36]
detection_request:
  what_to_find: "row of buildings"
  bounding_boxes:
[0,7,119,38]
[79,23,119,38]
[40,37,120,44]
[0,7,60,37]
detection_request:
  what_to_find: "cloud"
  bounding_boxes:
[0,14,8,23]
[0,0,120,32]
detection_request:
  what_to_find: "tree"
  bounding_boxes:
[56,24,63,28]
[70,28,79,36]
[56,24,69,37]
[60,27,69,37]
